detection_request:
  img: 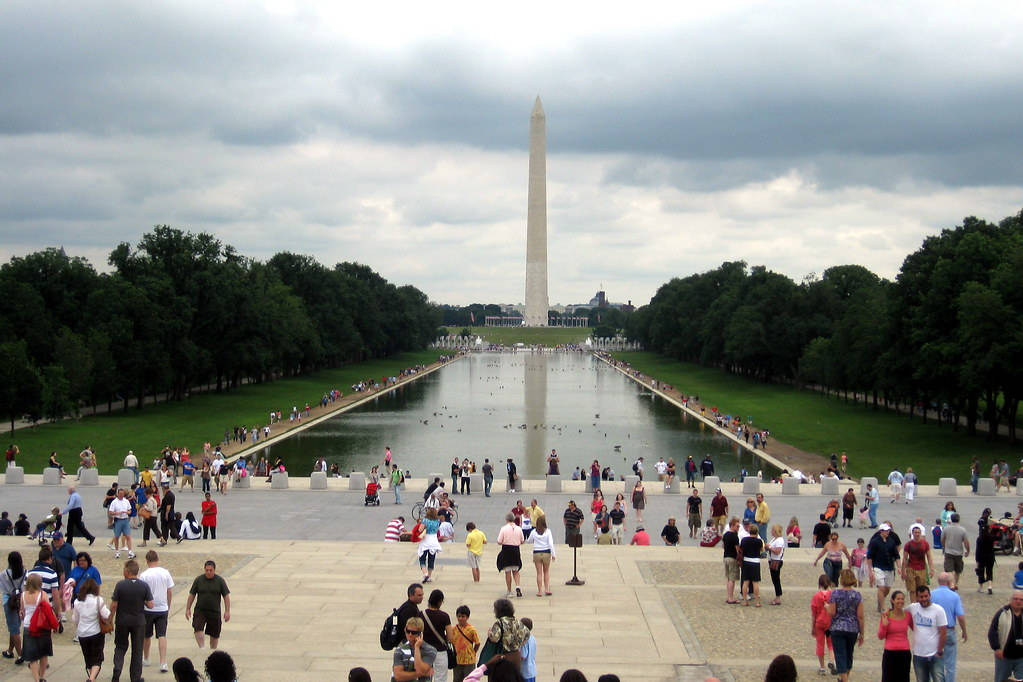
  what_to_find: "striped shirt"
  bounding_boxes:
[27,563,58,601]
[384,519,404,542]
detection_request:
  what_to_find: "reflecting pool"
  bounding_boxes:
[257,352,779,480]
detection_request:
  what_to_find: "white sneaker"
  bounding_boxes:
[114,552,120,559]
[143,659,151,667]
[127,552,136,559]
[106,543,116,551]
[161,663,169,673]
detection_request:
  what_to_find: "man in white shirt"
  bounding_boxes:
[140,550,174,673]
[887,468,904,503]
[123,450,140,485]
[907,585,948,682]
[655,458,667,482]
[107,488,136,559]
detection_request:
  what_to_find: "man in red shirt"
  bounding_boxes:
[901,523,933,602]
[630,525,650,545]
[710,488,729,533]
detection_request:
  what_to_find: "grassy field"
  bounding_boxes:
[614,351,1023,483]
[5,350,441,472]
[466,327,590,346]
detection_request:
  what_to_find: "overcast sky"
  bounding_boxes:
[2,1,1022,306]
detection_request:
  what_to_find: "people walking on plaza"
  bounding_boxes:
[158,482,176,546]
[684,456,696,488]
[887,467,904,504]
[465,522,486,583]
[506,459,517,494]
[721,518,741,604]
[519,617,537,682]
[810,573,835,675]
[483,599,528,668]
[422,589,452,682]
[608,501,626,545]
[686,490,702,538]
[563,501,584,545]
[107,488,136,559]
[742,498,756,528]
[1,551,25,664]
[988,590,1023,682]
[418,508,443,583]
[631,480,646,523]
[941,502,957,527]
[20,573,57,682]
[527,515,555,596]
[451,458,460,494]
[71,577,110,682]
[841,488,857,528]
[976,520,996,594]
[867,523,902,614]
[812,515,832,548]
[940,514,970,590]
[482,459,493,497]
[139,490,159,547]
[496,513,524,598]
[786,517,802,548]
[877,589,911,682]
[589,460,600,492]
[185,560,231,650]
[866,483,880,528]
[661,518,680,546]
[738,525,763,607]
[450,605,480,682]
[63,485,96,546]
[903,467,917,502]
[110,559,155,682]
[391,464,404,504]
[901,524,933,601]
[814,532,852,588]
[590,491,604,537]
[931,572,966,682]
[767,524,785,605]
[140,550,174,673]
[827,568,865,682]
[391,615,436,682]
[906,585,947,682]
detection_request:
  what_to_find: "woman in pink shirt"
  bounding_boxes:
[877,590,912,682]
[496,513,524,598]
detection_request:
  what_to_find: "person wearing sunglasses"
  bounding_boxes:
[392,616,437,682]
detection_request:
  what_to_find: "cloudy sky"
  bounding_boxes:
[2,1,1022,307]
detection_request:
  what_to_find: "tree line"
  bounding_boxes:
[626,210,1023,442]
[0,226,439,431]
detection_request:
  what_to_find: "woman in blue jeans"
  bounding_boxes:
[826,568,864,682]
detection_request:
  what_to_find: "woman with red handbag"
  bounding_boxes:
[22,573,58,682]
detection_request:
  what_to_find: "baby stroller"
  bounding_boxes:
[990,514,1019,555]
[364,481,381,506]
[823,499,840,526]
[29,508,63,546]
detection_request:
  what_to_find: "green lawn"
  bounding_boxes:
[613,352,1023,483]
[467,327,590,346]
[6,350,441,472]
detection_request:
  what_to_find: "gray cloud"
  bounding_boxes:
[1,2,1021,305]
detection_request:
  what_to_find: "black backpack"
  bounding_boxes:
[632,461,639,474]
[380,607,402,650]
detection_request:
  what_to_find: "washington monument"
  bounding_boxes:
[524,96,549,327]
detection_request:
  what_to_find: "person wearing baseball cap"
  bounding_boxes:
[866,522,901,613]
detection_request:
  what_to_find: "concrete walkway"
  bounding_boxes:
[0,479,1015,681]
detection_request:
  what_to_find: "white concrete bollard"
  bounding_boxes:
[348,472,366,491]
[703,476,721,494]
[4,465,24,484]
[117,469,136,487]
[782,477,801,495]
[79,469,100,486]
[545,475,562,493]
[820,477,840,496]
[938,478,958,496]
[742,477,760,495]
[978,478,997,496]
[860,477,879,496]
[42,468,61,485]
[310,472,328,490]
[270,472,289,489]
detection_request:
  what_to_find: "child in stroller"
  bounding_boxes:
[365,481,381,506]
[823,499,840,526]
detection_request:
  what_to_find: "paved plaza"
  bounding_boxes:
[0,476,1013,681]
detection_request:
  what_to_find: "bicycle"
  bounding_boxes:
[411,500,458,525]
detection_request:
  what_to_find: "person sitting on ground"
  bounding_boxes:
[177,512,202,542]
[660,518,680,546]
[699,520,721,547]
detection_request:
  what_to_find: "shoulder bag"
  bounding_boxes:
[98,597,114,634]
[424,610,456,668]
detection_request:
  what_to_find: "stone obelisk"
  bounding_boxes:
[524,96,549,327]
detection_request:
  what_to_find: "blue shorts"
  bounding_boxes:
[3,595,20,634]
[113,518,131,538]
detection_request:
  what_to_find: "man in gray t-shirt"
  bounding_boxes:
[391,616,437,682]
[110,559,155,682]
[940,513,970,589]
